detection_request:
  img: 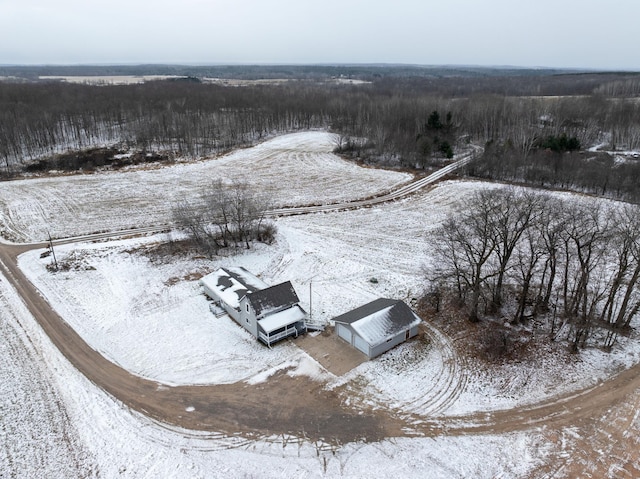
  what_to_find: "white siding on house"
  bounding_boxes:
[201,267,307,347]
[239,297,259,337]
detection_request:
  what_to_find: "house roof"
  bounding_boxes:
[200,267,268,309]
[247,281,300,318]
[333,298,422,347]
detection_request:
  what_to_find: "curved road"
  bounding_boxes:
[2,149,640,452]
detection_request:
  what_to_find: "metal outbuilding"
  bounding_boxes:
[333,298,422,359]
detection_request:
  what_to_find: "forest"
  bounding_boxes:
[2,67,640,201]
[429,188,640,354]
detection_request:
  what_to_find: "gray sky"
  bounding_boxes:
[1,0,638,70]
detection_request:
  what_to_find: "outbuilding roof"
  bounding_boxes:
[333,298,422,347]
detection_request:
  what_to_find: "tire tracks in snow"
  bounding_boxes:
[405,323,469,417]
[5,139,640,474]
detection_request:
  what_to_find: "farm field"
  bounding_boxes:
[0,131,411,242]
[2,132,640,477]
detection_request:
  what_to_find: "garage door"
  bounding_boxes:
[336,324,352,343]
[354,334,369,356]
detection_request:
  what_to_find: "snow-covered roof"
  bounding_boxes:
[200,267,268,309]
[247,281,300,318]
[258,305,307,334]
[333,298,422,347]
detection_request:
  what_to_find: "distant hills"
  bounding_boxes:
[0,63,600,81]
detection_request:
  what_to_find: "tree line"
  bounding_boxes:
[1,74,639,200]
[467,140,640,203]
[430,188,640,351]
[0,81,333,174]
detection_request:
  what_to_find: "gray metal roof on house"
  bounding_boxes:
[333,298,422,347]
[247,281,300,318]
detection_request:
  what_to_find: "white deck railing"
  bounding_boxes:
[259,325,299,346]
[305,319,326,331]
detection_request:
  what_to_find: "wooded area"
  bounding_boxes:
[173,179,275,255]
[2,70,640,200]
[429,188,640,352]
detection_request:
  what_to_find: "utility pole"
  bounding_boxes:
[47,231,58,270]
[308,273,320,322]
[309,279,313,321]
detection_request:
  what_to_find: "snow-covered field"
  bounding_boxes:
[3,131,640,477]
[38,75,186,84]
[0,131,411,242]
[18,180,640,415]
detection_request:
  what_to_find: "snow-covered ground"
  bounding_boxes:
[3,131,640,477]
[3,226,552,478]
[0,268,550,477]
[18,180,640,417]
[38,75,186,84]
[0,131,411,242]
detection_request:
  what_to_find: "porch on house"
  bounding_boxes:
[257,305,307,347]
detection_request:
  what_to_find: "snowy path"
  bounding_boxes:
[0,263,92,477]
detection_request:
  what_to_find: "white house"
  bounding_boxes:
[200,267,307,347]
[333,298,422,359]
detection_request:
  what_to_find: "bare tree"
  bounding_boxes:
[174,178,272,255]
[610,205,640,331]
[535,200,566,311]
[173,198,222,256]
[432,191,500,322]
[489,189,542,309]
[558,204,610,350]
[512,222,546,324]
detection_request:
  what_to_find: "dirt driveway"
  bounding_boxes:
[295,328,367,376]
[3,236,640,475]
[0,242,406,443]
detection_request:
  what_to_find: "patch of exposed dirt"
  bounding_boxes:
[296,328,367,376]
[22,147,172,176]
[124,239,206,263]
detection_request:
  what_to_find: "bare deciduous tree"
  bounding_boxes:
[173,178,273,256]
[489,189,542,309]
[432,191,500,322]
[429,190,640,351]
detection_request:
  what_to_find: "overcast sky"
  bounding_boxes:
[1,0,638,70]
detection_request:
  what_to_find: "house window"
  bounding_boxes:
[246,304,249,312]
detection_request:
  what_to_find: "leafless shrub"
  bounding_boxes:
[481,328,511,360]
[257,221,278,245]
